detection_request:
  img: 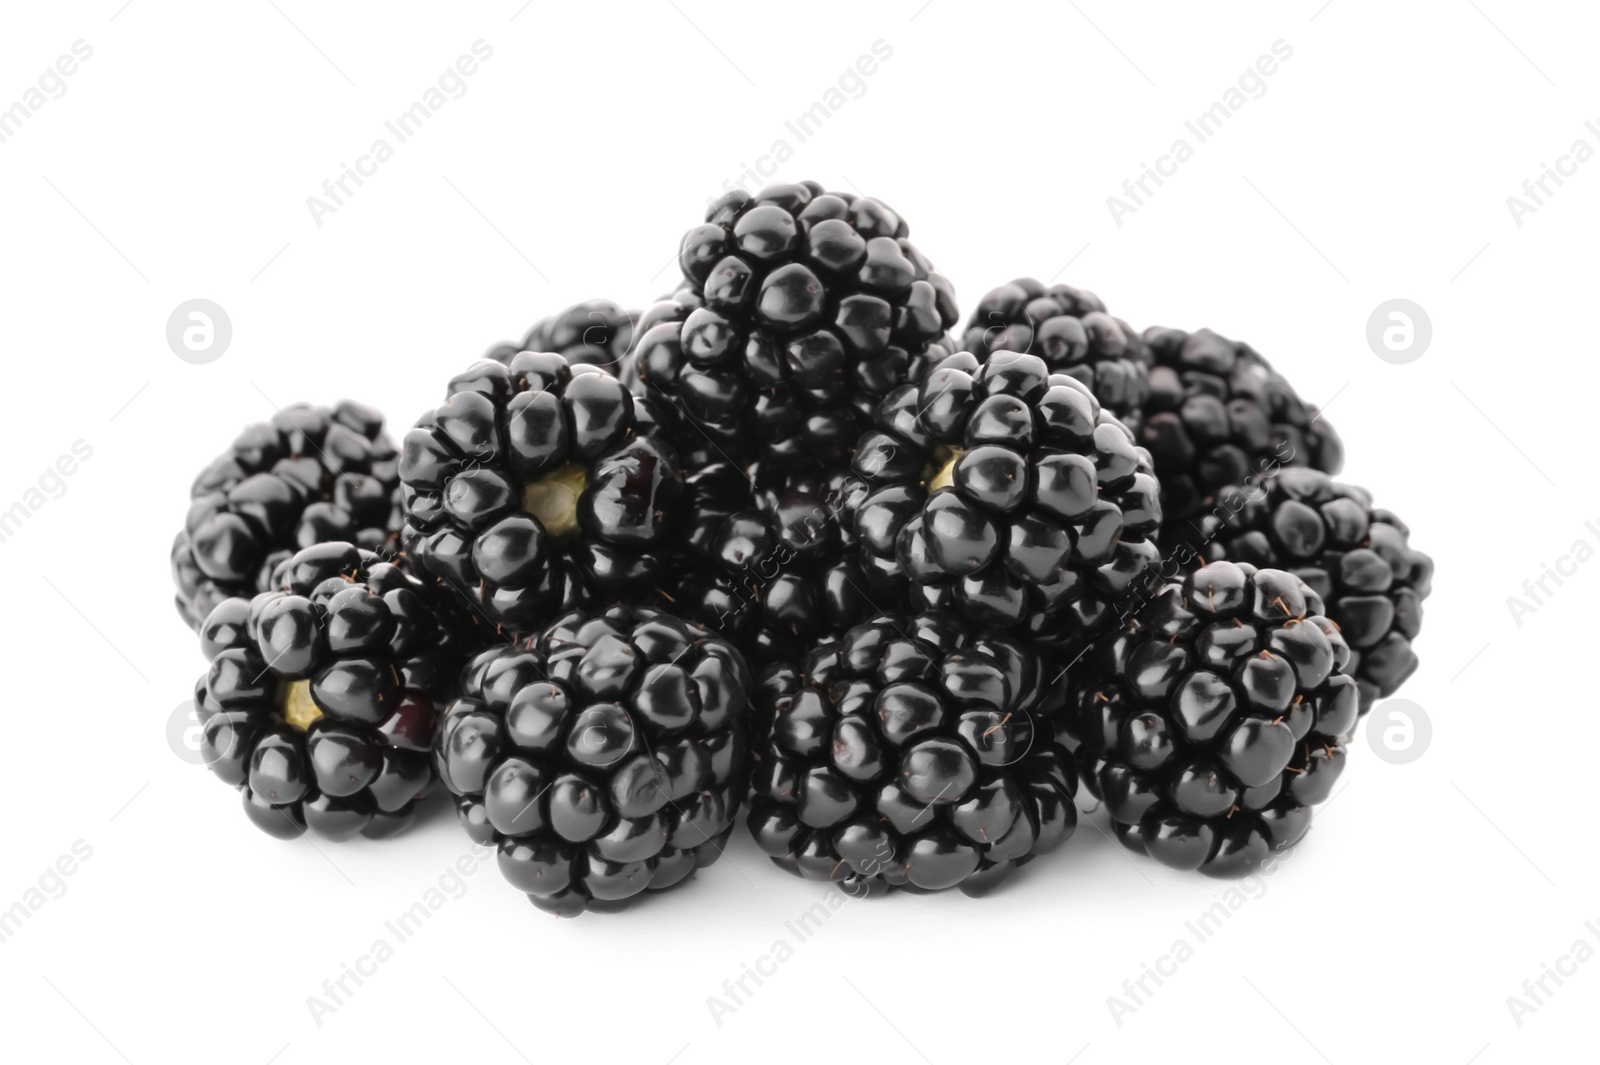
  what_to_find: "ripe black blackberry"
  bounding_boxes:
[171,401,401,630]
[960,278,1151,430]
[488,299,639,375]
[1139,326,1343,531]
[399,354,683,637]
[434,606,749,915]
[650,181,958,471]
[1069,561,1358,877]
[668,471,892,671]
[194,542,484,840]
[746,614,1077,896]
[1180,469,1433,713]
[847,350,1162,653]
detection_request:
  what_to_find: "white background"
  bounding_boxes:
[0,1,1591,1062]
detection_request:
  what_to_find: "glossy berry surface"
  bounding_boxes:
[665,461,891,671]
[635,181,959,472]
[194,542,486,841]
[960,278,1151,430]
[489,299,639,375]
[1069,561,1358,877]
[746,614,1077,896]
[1139,326,1343,530]
[847,350,1162,653]
[620,287,739,470]
[399,354,683,637]
[1183,469,1433,712]
[171,401,401,630]
[435,606,749,915]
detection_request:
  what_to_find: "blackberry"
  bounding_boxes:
[488,298,638,374]
[669,475,891,671]
[1068,561,1358,877]
[193,542,484,840]
[399,355,683,637]
[1139,326,1343,531]
[847,350,1162,653]
[171,401,401,630]
[1180,469,1434,712]
[434,606,749,915]
[746,614,1077,896]
[646,181,958,471]
[960,278,1151,429]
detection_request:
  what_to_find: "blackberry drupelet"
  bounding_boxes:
[1182,469,1433,712]
[1069,561,1358,877]
[646,181,958,471]
[848,350,1162,653]
[194,542,483,840]
[1139,326,1343,531]
[746,614,1077,896]
[399,354,683,637]
[434,606,749,915]
[960,278,1151,430]
[674,459,759,566]
[488,299,638,374]
[171,401,401,631]
[752,457,854,513]
[621,287,742,470]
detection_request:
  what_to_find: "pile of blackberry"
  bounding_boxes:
[167,179,1432,914]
